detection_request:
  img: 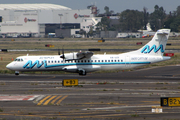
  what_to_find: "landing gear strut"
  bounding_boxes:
[79,70,86,76]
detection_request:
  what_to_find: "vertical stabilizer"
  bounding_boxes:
[128,29,170,56]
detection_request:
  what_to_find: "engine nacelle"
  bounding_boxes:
[62,51,93,60]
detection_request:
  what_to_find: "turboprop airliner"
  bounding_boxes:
[6,29,171,75]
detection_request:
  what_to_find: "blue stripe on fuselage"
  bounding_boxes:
[23,60,151,69]
[37,62,151,68]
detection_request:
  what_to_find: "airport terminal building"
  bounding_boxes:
[0,4,98,38]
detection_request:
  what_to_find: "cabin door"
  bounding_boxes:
[125,56,131,68]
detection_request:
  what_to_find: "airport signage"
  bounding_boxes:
[164,53,174,57]
[74,13,90,19]
[24,17,36,23]
[62,79,78,86]
[161,97,180,107]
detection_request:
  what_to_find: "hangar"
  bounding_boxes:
[0,4,97,38]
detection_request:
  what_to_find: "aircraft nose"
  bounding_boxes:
[6,63,13,70]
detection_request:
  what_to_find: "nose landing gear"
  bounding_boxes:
[15,71,19,75]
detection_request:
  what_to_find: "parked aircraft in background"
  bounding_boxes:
[6,29,171,76]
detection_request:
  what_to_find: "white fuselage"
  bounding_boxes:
[6,53,170,73]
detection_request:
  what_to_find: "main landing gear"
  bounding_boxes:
[79,69,86,76]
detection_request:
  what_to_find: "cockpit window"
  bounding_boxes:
[14,58,23,62]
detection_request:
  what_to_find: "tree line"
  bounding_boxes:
[96,5,180,32]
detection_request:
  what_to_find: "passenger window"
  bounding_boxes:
[84,60,86,63]
[21,59,23,61]
[55,61,56,63]
[61,60,63,63]
[108,60,110,62]
[95,60,96,62]
[51,61,53,63]
[48,61,50,63]
[102,60,103,62]
[115,60,116,62]
[105,60,107,62]
[121,60,123,62]
[98,60,100,62]
[91,60,93,62]
[111,60,113,62]
[81,60,83,63]
[88,60,90,62]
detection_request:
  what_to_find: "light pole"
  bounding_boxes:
[58,14,63,29]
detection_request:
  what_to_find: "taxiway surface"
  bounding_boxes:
[0,65,180,120]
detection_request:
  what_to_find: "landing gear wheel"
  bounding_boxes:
[79,70,86,76]
[15,71,19,75]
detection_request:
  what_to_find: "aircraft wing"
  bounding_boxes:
[76,51,93,59]
[62,51,93,61]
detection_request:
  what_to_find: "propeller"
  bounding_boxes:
[60,46,65,59]
[58,47,60,55]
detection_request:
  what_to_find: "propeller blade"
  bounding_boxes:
[60,46,65,59]
[58,48,60,55]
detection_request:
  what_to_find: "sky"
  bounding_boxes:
[1,0,180,14]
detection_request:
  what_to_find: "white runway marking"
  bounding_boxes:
[82,105,159,110]
[0,95,40,101]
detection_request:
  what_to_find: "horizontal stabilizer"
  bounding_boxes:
[157,29,169,35]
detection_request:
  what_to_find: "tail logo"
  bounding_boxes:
[141,44,164,53]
